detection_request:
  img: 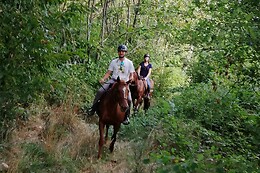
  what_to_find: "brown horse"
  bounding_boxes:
[130,72,152,113]
[143,78,154,112]
[96,77,131,159]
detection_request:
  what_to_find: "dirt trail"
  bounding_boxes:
[1,107,156,173]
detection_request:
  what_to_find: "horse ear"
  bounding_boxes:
[117,76,120,82]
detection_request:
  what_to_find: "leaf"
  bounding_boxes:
[143,158,150,164]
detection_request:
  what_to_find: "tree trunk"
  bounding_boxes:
[100,0,108,48]
[126,0,131,43]
[87,0,95,70]
[98,0,109,60]
[132,0,141,28]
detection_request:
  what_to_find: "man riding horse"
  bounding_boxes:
[88,45,135,125]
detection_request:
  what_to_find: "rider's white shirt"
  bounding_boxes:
[108,57,135,81]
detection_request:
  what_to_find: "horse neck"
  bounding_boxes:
[133,72,139,83]
[106,85,119,104]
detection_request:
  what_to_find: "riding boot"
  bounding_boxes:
[88,101,99,116]
[146,86,150,99]
[147,85,150,92]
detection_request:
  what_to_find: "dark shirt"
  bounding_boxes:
[139,62,152,77]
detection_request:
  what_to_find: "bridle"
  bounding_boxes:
[117,84,130,112]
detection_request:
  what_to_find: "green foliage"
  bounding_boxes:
[120,96,172,141]
[0,0,93,139]
[19,143,57,172]
[143,111,259,172]
[146,0,260,171]
[0,0,52,139]
[0,0,259,172]
[174,83,259,151]
[18,142,78,172]
[45,63,94,106]
[154,67,188,94]
[179,0,260,86]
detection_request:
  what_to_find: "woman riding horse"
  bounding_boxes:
[136,54,152,99]
[130,54,153,113]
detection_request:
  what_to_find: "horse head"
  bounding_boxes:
[129,72,138,87]
[114,76,130,112]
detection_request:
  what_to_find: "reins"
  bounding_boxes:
[99,81,114,92]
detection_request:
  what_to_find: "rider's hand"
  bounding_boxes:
[99,78,105,84]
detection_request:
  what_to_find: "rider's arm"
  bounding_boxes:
[145,68,152,80]
[137,65,141,76]
[129,72,134,82]
[100,70,112,84]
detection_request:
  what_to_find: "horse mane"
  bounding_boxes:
[98,82,118,106]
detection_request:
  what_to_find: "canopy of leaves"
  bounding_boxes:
[0,0,259,172]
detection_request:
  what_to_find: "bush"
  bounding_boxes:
[172,82,259,162]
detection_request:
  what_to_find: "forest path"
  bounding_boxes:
[3,106,156,173]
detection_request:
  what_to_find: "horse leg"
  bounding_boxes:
[105,124,109,144]
[109,125,120,153]
[135,96,143,112]
[143,97,150,112]
[98,122,105,159]
[133,98,139,114]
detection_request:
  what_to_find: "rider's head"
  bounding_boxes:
[118,45,127,58]
[144,54,150,62]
